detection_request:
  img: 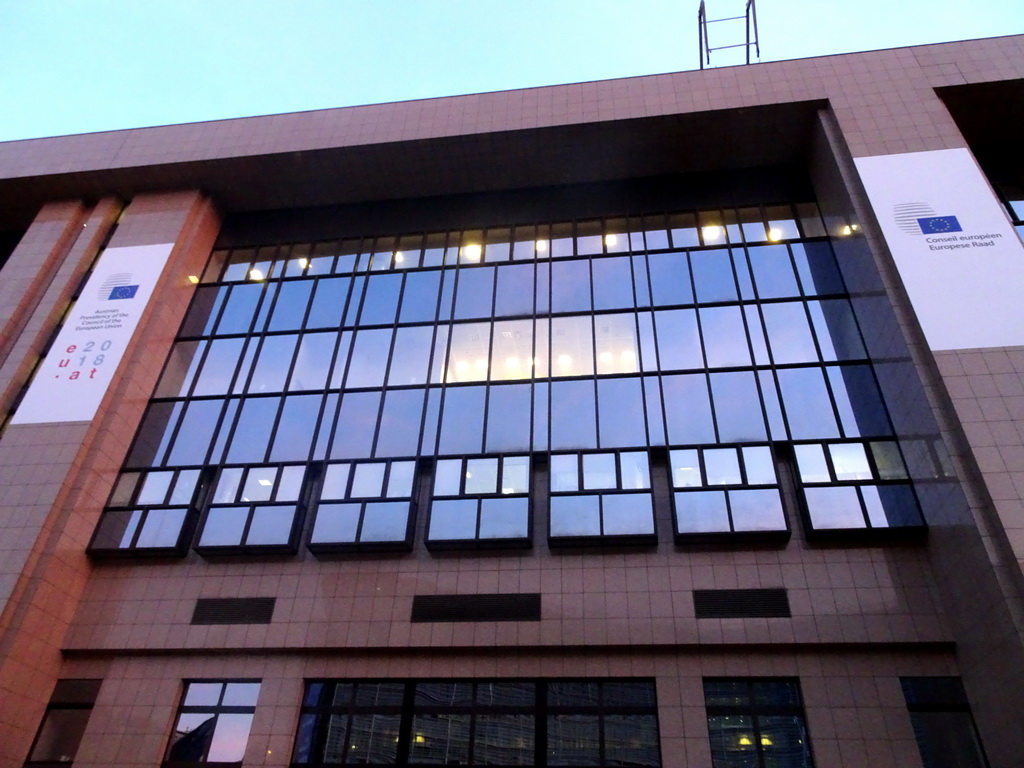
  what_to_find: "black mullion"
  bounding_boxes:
[394,682,416,766]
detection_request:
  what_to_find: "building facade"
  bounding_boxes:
[1,34,1024,768]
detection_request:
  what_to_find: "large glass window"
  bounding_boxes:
[164,680,260,766]
[427,455,531,549]
[704,678,814,768]
[93,200,925,557]
[292,679,660,767]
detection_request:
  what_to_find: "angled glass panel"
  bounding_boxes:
[748,244,799,298]
[711,371,767,442]
[700,306,751,368]
[438,386,486,455]
[805,486,865,529]
[494,263,535,317]
[592,256,635,310]
[358,273,402,325]
[289,332,337,391]
[248,334,298,393]
[330,391,381,459]
[167,399,224,465]
[597,377,647,448]
[359,502,410,542]
[400,270,442,323]
[486,383,532,452]
[762,302,818,364]
[267,280,312,331]
[729,489,786,531]
[454,266,496,319]
[192,338,244,395]
[375,389,425,457]
[386,326,432,386]
[594,313,639,375]
[428,499,477,540]
[269,394,320,462]
[654,309,702,370]
[346,328,392,388]
[306,276,350,328]
[777,367,839,439]
[691,249,738,303]
[662,374,715,444]
[551,380,597,449]
[647,251,693,306]
[479,497,529,538]
[247,505,296,545]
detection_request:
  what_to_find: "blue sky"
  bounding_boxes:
[1,0,1022,142]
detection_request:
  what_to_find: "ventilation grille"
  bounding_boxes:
[411,594,541,623]
[191,597,276,625]
[693,588,791,619]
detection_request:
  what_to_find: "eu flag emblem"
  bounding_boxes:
[108,285,139,300]
[917,215,962,234]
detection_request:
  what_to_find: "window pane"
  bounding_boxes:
[829,443,872,480]
[548,714,600,766]
[490,319,534,382]
[551,380,596,449]
[748,244,799,298]
[763,302,818,364]
[359,502,410,542]
[675,491,729,533]
[494,263,535,316]
[594,313,638,375]
[620,452,651,489]
[486,383,532,452]
[267,280,312,331]
[289,332,337,391]
[454,266,495,319]
[400,271,442,322]
[605,714,661,768]
[331,391,381,459]
[375,389,425,458]
[742,446,776,485]
[193,338,244,395]
[701,306,750,368]
[387,327,433,386]
[248,334,297,392]
[795,444,830,482]
[28,709,91,762]
[670,449,701,488]
[348,714,400,763]
[200,507,248,546]
[602,493,655,535]
[778,368,839,439]
[429,499,477,540]
[307,276,350,327]
[691,249,737,303]
[551,316,594,377]
[805,486,865,529]
[551,455,579,492]
[447,323,491,383]
[321,464,351,499]
[351,463,386,497]
[729,489,786,531]
[551,259,592,313]
[711,372,767,442]
[501,456,530,494]
[647,251,693,306]
[410,714,471,764]
[655,309,702,370]
[592,256,635,310]
[439,386,486,455]
[465,458,499,494]
[246,506,295,545]
[662,374,715,444]
[582,453,617,490]
[346,329,392,388]
[359,273,402,325]
[434,459,463,495]
[704,449,741,485]
[226,397,278,463]
[479,497,529,539]
[474,714,535,765]
[387,461,416,497]
[166,399,223,465]
[310,504,360,544]
[597,377,647,448]
[550,495,600,537]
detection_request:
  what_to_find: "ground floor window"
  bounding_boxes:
[164,680,261,766]
[704,678,814,768]
[292,678,661,767]
[901,677,989,768]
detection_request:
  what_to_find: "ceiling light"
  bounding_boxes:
[257,478,273,487]
[187,275,200,284]
[535,239,548,252]
[249,268,264,281]
[701,225,723,242]
[604,234,618,246]
[462,244,482,261]
[297,258,309,269]
[840,225,852,236]
[767,228,783,241]
[394,251,404,263]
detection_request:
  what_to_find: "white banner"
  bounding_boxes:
[12,242,175,424]
[855,148,1024,351]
